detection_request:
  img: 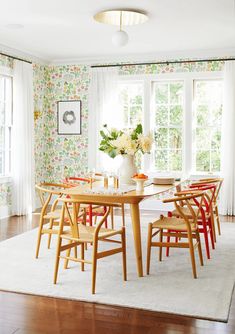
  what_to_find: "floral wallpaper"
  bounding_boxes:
[0,55,13,69]
[36,65,90,183]
[119,60,224,75]
[0,54,225,215]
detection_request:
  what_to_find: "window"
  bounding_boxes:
[118,82,143,128]
[106,72,223,176]
[193,80,222,173]
[0,75,12,176]
[153,81,184,172]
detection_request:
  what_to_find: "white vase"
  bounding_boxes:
[119,155,137,185]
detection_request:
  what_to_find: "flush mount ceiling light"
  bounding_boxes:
[94,9,148,47]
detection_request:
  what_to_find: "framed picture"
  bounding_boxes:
[57,100,81,135]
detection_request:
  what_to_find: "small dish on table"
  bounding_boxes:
[132,173,148,192]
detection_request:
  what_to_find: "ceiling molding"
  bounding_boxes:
[0,43,49,65]
[49,47,235,66]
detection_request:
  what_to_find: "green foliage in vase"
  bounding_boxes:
[99,124,153,159]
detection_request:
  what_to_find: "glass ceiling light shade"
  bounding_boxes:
[94,9,148,47]
[112,30,129,47]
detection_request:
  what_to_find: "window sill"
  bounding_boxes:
[189,173,220,180]
[0,176,12,184]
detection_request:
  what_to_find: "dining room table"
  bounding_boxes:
[62,179,181,277]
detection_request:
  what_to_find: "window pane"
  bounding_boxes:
[130,105,142,126]
[169,128,182,149]
[195,128,210,150]
[169,150,182,171]
[155,84,168,104]
[155,150,168,171]
[169,105,183,126]
[155,106,168,126]
[196,151,210,172]
[118,82,143,128]
[153,81,184,172]
[170,82,183,104]
[211,150,220,172]
[193,80,223,173]
[155,128,168,148]
[196,105,209,126]
[211,129,221,150]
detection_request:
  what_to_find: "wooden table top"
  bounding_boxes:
[62,181,181,205]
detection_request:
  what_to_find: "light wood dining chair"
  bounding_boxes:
[169,185,216,259]
[64,176,125,229]
[53,198,127,294]
[147,192,205,278]
[35,183,85,258]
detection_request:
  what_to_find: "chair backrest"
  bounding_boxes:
[189,183,217,213]
[163,192,205,233]
[58,197,110,239]
[193,178,223,202]
[63,177,91,187]
[35,183,70,215]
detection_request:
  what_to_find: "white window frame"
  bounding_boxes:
[0,66,13,182]
[117,71,223,178]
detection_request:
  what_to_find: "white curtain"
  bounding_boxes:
[220,61,235,215]
[12,60,35,216]
[88,67,120,171]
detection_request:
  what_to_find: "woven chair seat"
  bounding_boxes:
[43,210,61,219]
[171,207,210,219]
[61,224,122,243]
[152,216,197,232]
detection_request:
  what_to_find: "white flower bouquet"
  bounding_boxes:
[99,124,153,158]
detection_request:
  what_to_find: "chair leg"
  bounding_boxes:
[196,231,204,266]
[110,207,114,229]
[35,216,44,258]
[166,234,171,257]
[215,205,221,235]
[159,229,163,262]
[53,236,62,284]
[64,240,72,269]
[47,218,54,249]
[208,217,215,250]
[104,206,108,228]
[188,233,197,279]
[210,209,216,243]
[166,212,172,257]
[88,205,93,226]
[81,243,85,272]
[121,227,127,281]
[201,219,210,259]
[146,223,152,275]
[121,204,125,227]
[91,239,98,294]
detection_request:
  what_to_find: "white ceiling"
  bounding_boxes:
[0,0,235,64]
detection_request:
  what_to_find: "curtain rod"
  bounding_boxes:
[91,57,235,68]
[0,51,32,64]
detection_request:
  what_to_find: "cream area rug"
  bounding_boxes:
[0,213,234,322]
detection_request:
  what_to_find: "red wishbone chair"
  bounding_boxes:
[189,178,223,237]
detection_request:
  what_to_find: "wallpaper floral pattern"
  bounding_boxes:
[0,54,225,214]
[35,65,90,183]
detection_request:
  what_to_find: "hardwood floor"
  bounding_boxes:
[0,213,235,334]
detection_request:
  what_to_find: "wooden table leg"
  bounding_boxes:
[130,203,143,277]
